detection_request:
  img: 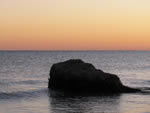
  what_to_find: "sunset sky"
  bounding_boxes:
[0,0,150,50]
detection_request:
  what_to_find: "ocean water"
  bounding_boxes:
[0,51,150,113]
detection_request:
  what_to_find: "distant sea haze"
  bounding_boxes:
[0,51,150,113]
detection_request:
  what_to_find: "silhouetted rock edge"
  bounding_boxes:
[48,59,140,93]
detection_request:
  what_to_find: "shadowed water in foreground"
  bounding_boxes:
[1,88,150,113]
[48,89,150,113]
[48,90,121,113]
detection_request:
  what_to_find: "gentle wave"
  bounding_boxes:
[0,88,48,100]
[0,79,47,86]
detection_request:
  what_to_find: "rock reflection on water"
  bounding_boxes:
[48,90,121,113]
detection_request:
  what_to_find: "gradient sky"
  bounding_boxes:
[0,0,150,50]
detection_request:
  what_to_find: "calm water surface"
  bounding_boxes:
[0,51,150,113]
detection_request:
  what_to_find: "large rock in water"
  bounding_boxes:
[48,59,140,93]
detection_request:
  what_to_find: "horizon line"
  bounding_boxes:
[0,50,150,52]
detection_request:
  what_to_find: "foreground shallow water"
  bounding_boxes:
[1,89,150,113]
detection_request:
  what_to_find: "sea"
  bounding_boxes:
[0,51,150,113]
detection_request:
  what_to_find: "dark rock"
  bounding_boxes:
[48,59,140,93]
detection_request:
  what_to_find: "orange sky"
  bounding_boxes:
[0,0,150,50]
